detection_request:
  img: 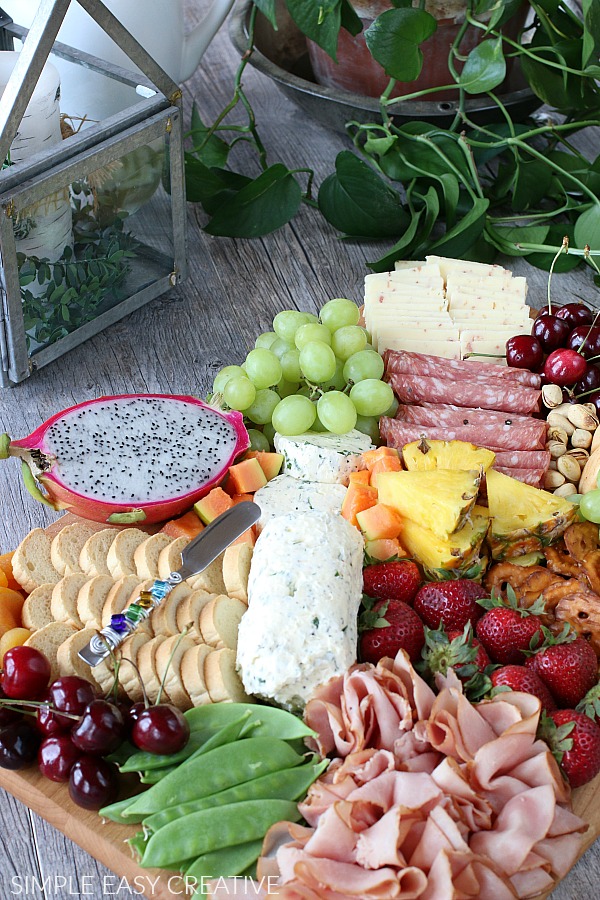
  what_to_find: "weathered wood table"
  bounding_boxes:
[0,0,598,896]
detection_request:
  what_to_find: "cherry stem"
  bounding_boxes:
[547,236,570,315]
[0,698,80,721]
[156,626,189,706]
[121,656,149,710]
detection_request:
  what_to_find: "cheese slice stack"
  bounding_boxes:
[363,255,532,361]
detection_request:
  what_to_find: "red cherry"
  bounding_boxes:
[505,335,544,371]
[543,349,588,386]
[1,647,51,700]
[38,735,81,782]
[0,721,41,769]
[124,701,146,736]
[586,391,600,417]
[574,364,600,397]
[532,315,571,352]
[71,700,125,756]
[567,326,600,360]
[556,303,594,329]
[36,702,68,737]
[68,756,119,809]
[0,687,22,728]
[131,704,190,755]
[49,677,97,727]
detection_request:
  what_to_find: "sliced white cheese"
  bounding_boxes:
[460,336,514,357]
[379,338,461,358]
[274,430,373,484]
[426,255,511,279]
[394,260,427,270]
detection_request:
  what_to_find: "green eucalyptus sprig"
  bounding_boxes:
[188,0,599,274]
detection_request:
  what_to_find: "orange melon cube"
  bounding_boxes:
[365,538,403,561]
[356,503,404,541]
[228,458,268,494]
[370,456,403,477]
[341,483,378,528]
[194,487,234,525]
[229,526,257,548]
[245,450,284,481]
[160,509,204,539]
[349,470,371,486]
[361,447,400,470]
[230,493,254,504]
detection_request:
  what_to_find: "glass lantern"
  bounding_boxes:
[0,0,187,385]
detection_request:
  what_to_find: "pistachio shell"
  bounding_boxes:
[544,470,566,489]
[565,447,590,466]
[547,439,568,459]
[541,384,564,409]
[571,428,593,449]
[565,405,599,431]
[557,455,581,483]
[548,426,569,446]
[554,482,577,498]
[546,411,575,436]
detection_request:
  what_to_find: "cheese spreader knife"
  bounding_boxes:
[78,501,261,667]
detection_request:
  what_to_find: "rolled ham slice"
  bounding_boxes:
[389,373,541,415]
[384,349,541,388]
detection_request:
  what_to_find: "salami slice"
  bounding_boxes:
[492,466,545,487]
[396,403,547,449]
[493,450,551,469]
[389,373,541,415]
[380,418,545,453]
[384,349,541,388]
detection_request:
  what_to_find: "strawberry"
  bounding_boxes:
[491,664,556,711]
[359,597,424,664]
[475,589,545,665]
[362,561,422,605]
[419,623,491,700]
[539,709,600,788]
[526,632,598,708]
[413,579,487,631]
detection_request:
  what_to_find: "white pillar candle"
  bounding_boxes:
[0,51,73,265]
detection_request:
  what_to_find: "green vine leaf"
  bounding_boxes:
[189,105,230,168]
[318,150,408,238]
[364,8,437,82]
[285,0,343,60]
[574,205,600,251]
[582,0,600,68]
[252,0,278,29]
[458,37,506,94]
[204,164,302,237]
[427,197,490,258]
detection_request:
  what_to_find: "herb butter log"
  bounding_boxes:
[236,511,364,711]
[252,475,347,533]
[274,429,373,484]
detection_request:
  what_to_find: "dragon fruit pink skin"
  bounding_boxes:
[2,394,249,525]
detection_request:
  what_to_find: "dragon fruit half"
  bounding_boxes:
[0,394,249,524]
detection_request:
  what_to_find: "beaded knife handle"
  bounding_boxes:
[77,501,261,667]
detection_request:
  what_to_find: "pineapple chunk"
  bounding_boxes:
[374,469,481,540]
[400,505,490,578]
[486,469,577,560]
[402,439,495,472]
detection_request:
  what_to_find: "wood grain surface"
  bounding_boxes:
[0,0,598,897]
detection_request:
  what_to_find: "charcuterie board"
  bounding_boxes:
[0,750,600,897]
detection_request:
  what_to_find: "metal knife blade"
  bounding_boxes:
[178,500,261,579]
[77,501,261,667]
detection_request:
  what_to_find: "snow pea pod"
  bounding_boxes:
[119,727,217,773]
[141,799,300,869]
[185,703,316,740]
[142,758,328,832]
[126,737,305,815]
[140,764,178,784]
[99,795,144,824]
[184,839,263,893]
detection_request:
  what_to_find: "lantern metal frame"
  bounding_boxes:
[0,0,188,386]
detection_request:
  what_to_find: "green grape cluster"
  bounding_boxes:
[212,298,395,446]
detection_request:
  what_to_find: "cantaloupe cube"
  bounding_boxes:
[365,538,404,561]
[160,509,204,539]
[349,470,371,486]
[194,487,234,524]
[370,456,403,477]
[228,457,268,494]
[245,450,284,481]
[361,446,400,469]
[230,493,254,505]
[341,483,378,527]
[229,526,257,548]
[356,503,404,541]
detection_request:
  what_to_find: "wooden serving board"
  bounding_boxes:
[1,764,600,898]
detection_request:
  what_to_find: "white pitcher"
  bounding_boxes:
[2,0,235,119]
